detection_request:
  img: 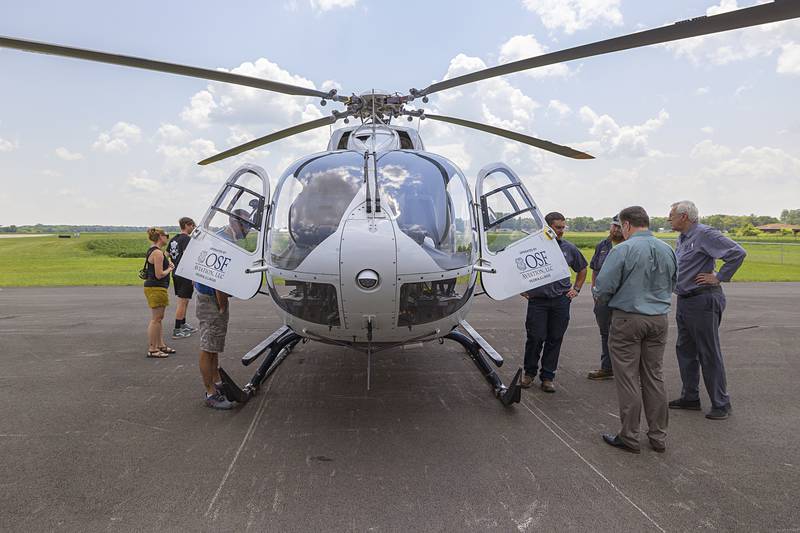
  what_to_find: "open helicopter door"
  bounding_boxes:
[176,164,270,299]
[475,163,570,300]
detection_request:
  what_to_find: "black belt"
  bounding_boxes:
[678,285,722,299]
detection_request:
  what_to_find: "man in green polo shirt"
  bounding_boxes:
[593,206,677,454]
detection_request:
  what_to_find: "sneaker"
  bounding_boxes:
[540,379,556,393]
[587,368,614,380]
[172,328,192,339]
[705,404,732,420]
[668,397,701,410]
[181,323,198,333]
[205,392,234,410]
[520,374,534,388]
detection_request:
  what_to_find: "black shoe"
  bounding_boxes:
[648,438,666,453]
[601,433,640,454]
[668,397,701,410]
[706,405,731,420]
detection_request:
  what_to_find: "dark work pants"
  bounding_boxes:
[676,290,730,409]
[524,295,571,381]
[593,299,613,371]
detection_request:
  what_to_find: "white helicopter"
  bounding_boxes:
[3,1,798,406]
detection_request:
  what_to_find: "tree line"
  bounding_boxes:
[2,209,799,234]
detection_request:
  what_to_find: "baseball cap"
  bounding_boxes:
[611,214,621,227]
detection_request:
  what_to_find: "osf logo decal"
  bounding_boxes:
[515,248,554,283]
[194,249,232,282]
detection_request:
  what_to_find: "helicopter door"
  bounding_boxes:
[176,164,270,300]
[475,163,570,300]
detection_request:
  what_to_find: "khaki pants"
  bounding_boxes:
[609,310,669,449]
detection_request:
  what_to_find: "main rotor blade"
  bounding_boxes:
[425,114,593,160]
[419,1,800,96]
[0,36,332,99]
[198,115,338,165]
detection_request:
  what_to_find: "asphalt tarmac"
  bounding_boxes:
[1,284,798,532]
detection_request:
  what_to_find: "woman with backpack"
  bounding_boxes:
[143,227,176,358]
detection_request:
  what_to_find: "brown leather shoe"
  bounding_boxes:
[520,374,533,388]
[587,368,614,380]
[540,379,555,393]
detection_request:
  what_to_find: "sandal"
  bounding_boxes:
[158,345,177,354]
[147,349,169,358]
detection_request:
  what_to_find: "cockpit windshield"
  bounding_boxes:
[270,152,363,270]
[378,151,475,270]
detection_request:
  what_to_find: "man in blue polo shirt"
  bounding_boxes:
[668,200,746,420]
[195,210,254,410]
[587,214,624,380]
[520,211,588,393]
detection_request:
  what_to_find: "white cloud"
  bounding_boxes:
[665,0,800,74]
[691,139,731,159]
[695,86,711,96]
[42,169,62,177]
[321,80,343,93]
[521,0,623,34]
[156,123,190,143]
[92,121,142,153]
[548,99,571,117]
[0,137,17,152]
[498,35,570,78]
[777,42,800,74]
[55,147,83,161]
[125,171,160,193]
[578,106,669,158]
[310,0,357,12]
[701,126,714,135]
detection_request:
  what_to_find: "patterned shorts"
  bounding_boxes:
[196,293,229,353]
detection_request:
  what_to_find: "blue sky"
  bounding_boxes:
[1,0,798,225]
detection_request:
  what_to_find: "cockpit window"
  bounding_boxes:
[204,170,264,253]
[270,152,363,270]
[378,151,476,270]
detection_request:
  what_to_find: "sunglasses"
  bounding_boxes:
[161,233,169,238]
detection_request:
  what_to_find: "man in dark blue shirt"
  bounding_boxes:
[587,214,624,380]
[520,212,588,393]
[668,200,746,420]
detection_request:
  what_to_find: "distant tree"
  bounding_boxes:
[733,223,761,237]
[780,209,800,225]
[750,214,780,226]
[569,216,595,232]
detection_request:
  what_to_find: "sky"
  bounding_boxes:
[0,0,799,226]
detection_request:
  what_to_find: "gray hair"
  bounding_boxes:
[671,200,699,223]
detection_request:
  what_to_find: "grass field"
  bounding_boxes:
[1,231,799,287]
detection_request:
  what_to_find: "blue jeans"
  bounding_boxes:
[523,295,571,381]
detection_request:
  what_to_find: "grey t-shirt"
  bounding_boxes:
[525,239,588,299]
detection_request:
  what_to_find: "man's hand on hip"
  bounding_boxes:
[695,272,720,286]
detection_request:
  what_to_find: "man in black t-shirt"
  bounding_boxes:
[168,216,197,338]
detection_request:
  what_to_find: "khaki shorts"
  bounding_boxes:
[144,286,169,308]
[197,293,229,353]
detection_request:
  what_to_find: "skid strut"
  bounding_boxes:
[219,328,302,404]
[445,330,522,406]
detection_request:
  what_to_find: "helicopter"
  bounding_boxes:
[2,1,798,407]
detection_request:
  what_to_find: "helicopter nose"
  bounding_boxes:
[338,213,397,339]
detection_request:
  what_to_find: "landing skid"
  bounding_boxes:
[218,327,302,404]
[445,321,522,406]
